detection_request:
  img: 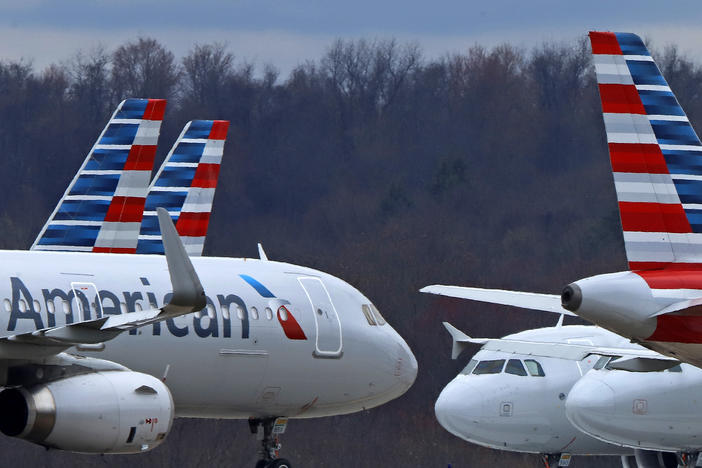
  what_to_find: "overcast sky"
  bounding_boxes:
[1,0,701,76]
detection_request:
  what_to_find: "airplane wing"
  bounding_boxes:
[421,285,575,316]
[443,322,679,372]
[2,208,205,358]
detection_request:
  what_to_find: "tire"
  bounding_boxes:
[268,459,292,468]
[255,460,269,468]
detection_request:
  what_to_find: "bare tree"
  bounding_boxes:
[181,42,234,109]
[111,37,179,100]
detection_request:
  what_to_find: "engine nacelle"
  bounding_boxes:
[0,371,173,454]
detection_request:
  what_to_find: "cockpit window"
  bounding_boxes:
[505,359,528,376]
[461,359,478,375]
[472,359,505,375]
[361,305,377,326]
[524,359,545,377]
[593,356,611,370]
[370,304,386,326]
[668,364,683,373]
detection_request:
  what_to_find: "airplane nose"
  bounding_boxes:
[395,338,418,389]
[565,377,615,435]
[435,379,484,440]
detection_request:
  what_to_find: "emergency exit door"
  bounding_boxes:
[298,277,342,358]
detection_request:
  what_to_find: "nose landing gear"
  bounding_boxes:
[249,417,292,468]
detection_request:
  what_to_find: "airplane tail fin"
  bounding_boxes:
[590,32,702,270]
[137,120,229,256]
[32,98,166,253]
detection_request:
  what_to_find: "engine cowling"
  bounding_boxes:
[0,370,173,454]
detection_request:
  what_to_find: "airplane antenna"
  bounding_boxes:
[258,243,269,261]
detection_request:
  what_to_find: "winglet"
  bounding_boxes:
[157,207,206,313]
[258,243,269,261]
[442,322,486,359]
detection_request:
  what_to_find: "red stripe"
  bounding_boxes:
[598,84,645,114]
[124,145,157,171]
[648,314,702,344]
[192,163,220,188]
[144,99,166,121]
[609,143,668,174]
[92,247,137,254]
[629,261,671,270]
[619,202,691,233]
[277,306,307,340]
[104,196,146,222]
[636,264,702,289]
[208,120,229,140]
[589,31,622,55]
[176,212,210,237]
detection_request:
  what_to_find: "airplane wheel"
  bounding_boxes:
[255,460,268,468]
[268,459,292,468]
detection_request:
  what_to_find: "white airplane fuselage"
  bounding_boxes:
[435,325,631,456]
[0,250,417,419]
[567,363,702,453]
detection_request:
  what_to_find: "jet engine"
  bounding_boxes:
[0,370,173,454]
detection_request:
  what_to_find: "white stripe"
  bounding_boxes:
[683,204,702,210]
[147,187,189,192]
[648,115,689,122]
[48,220,102,226]
[111,119,142,124]
[181,138,209,143]
[138,235,162,241]
[651,289,702,299]
[607,133,658,144]
[624,55,654,62]
[65,195,112,201]
[659,144,702,151]
[34,245,93,252]
[165,162,199,168]
[114,170,150,198]
[143,210,180,216]
[624,232,702,245]
[81,170,122,176]
[93,145,131,150]
[671,174,702,181]
[636,84,672,92]
[614,181,679,204]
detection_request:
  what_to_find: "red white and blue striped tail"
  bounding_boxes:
[590,32,702,271]
[31,98,166,253]
[137,120,229,256]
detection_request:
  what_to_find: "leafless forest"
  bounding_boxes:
[0,35,700,467]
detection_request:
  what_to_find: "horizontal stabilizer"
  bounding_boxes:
[651,297,702,317]
[442,323,678,369]
[422,285,575,316]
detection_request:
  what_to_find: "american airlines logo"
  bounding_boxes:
[3,276,307,341]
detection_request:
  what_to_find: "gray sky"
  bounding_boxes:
[2,0,702,76]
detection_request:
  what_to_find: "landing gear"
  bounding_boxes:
[541,453,571,468]
[249,417,292,468]
[678,452,700,468]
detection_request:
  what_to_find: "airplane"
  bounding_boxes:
[1,99,417,468]
[434,321,637,467]
[423,31,702,370]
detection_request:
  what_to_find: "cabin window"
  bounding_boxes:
[64,300,72,315]
[194,310,202,319]
[18,299,26,312]
[505,359,528,376]
[593,356,610,370]
[33,300,41,313]
[361,305,376,326]
[236,306,246,320]
[524,359,546,377]
[221,305,230,320]
[250,307,259,320]
[135,302,143,312]
[46,300,55,315]
[460,359,478,375]
[206,303,216,319]
[2,299,10,313]
[472,359,505,375]
[370,304,386,326]
[265,307,273,320]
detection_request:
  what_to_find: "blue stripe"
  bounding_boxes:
[184,121,213,139]
[626,60,667,86]
[144,191,187,211]
[115,99,148,120]
[136,239,165,254]
[99,123,139,145]
[685,209,702,233]
[674,179,702,204]
[154,166,197,187]
[651,120,701,146]
[639,89,685,117]
[86,148,130,170]
[138,213,178,236]
[240,274,275,298]
[54,199,110,221]
[662,149,702,175]
[69,173,120,196]
[615,33,650,56]
[37,225,100,247]
[170,142,206,163]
